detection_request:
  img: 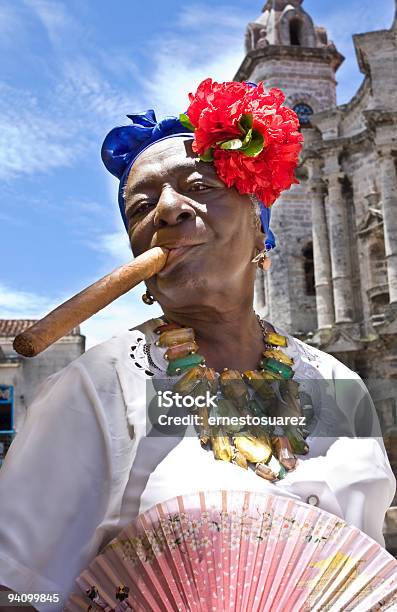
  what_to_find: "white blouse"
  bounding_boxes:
[0,316,395,611]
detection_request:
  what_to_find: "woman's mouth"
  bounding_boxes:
[157,244,201,277]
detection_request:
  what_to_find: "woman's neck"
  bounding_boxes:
[160,304,274,373]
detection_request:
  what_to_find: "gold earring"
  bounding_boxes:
[142,289,155,305]
[251,248,272,271]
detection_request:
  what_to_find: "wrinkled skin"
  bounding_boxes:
[124,137,270,372]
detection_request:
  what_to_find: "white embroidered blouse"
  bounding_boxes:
[0,316,395,611]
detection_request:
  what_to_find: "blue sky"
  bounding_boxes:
[0,0,394,347]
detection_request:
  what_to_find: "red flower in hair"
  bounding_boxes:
[180,78,303,206]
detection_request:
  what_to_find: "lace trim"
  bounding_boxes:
[129,337,156,376]
[143,343,162,371]
[129,317,320,381]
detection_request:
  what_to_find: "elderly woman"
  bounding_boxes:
[0,79,395,610]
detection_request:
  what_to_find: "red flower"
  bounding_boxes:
[185,78,304,206]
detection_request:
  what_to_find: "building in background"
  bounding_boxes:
[235,0,397,552]
[0,319,85,465]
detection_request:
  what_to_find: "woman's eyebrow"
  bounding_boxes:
[124,159,210,201]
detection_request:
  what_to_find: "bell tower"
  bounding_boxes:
[237,0,343,113]
[235,0,344,334]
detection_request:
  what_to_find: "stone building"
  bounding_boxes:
[0,319,85,464]
[235,0,397,550]
[237,0,344,337]
[235,0,397,430]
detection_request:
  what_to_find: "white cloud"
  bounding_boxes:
[0,58,138,181]
[323,1,393,46]
[0,283,55,318]
[57,59,136,127]
[0,280,162,350]
[23,0,76,45]
[0,4,24,43]
[307,0,395,104]
[80,290,163,349]
[177,5,249,30]
[86,230,132,264]
[0,83,81,181]
[139,3,249,116]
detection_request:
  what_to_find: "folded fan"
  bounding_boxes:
[65,490,397,612]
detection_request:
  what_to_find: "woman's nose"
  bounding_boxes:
[153,186,196,228]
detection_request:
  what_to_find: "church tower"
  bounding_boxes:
[234,0,344,334]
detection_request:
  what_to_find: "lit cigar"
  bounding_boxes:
[13,246,169,358]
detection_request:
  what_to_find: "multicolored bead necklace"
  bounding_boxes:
[154,315,309,482]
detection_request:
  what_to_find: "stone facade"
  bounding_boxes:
[236,0,344,337]
[235,0,397,399]
[0,320,85,463]
[235,0,397,551]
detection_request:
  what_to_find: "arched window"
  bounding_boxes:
[295,164,308,181]
[302,242,315,296]
[293,103,313,126]
[289,18,302,45]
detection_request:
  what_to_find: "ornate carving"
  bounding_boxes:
[245,22,269,53]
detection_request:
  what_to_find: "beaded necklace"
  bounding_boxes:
[154,315,309,482]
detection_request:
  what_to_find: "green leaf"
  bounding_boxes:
[199,148,214,162]
[220,138,243,150]
[242,130,264,157]
[240,128,253,149]
[238,113,253,133]
[179,113,195,132]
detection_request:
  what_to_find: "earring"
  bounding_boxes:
[251,248,272,271]
[142,289,156,305]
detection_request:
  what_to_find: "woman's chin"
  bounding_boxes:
[155,267,210,300]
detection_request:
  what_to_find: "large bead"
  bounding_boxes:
[260,357,294,380]
[233,433,272,464]
[157,327,195,347]
[248,425,272,446]
[154,322,181,335]
[213,398,243,433]
[262,349,294,367]
[211,429,233,462]
[255,463,276,481]
[198,405,211,446]
[243,370,275,400]
[233,450,248,469]
[267,455,286,479]
[188,380,210,410]
[286,427,309,455]
[259,369,283,381]
[263,332,288,347]
[254,393,277,417]
[247,399,264,419]
[203,367,218,395]
[166,353,205,376]
[220,369,249,408]
[271,436,297,470]
[173,365,205,394]
[276,380,301,418]
[165,341,198,361]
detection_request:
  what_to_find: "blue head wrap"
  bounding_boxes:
[101,109,276,250]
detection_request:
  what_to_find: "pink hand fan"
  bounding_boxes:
[64,490,397,611]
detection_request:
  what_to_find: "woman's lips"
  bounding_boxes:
[157,244,201,277]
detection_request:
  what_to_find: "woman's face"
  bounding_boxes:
[124,137,263,308]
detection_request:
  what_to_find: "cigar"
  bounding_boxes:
[13,246,169,358]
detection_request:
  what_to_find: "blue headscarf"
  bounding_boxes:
[101,109,276,249]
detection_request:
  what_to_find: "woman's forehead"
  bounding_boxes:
[137,137,194,168]
[125,138,214,194]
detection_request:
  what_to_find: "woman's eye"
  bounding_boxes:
[131,201,155,216]
[189,183,209,192]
